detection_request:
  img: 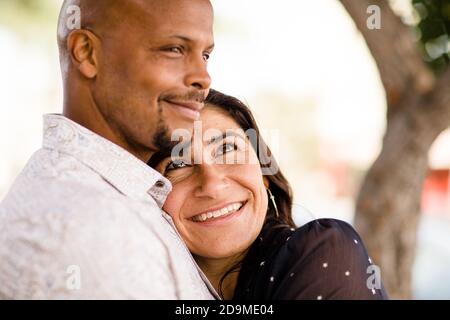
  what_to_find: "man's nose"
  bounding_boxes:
[193,164,229,199]
[184,55,212,91]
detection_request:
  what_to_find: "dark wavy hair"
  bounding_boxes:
[148,89,296,299]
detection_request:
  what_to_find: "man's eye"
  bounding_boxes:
[216,143,237,157]
[203,52,211,61]
[164,46,183,55]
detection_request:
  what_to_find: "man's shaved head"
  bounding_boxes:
[57,0,214,161]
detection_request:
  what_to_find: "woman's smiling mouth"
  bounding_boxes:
[191,201,247,223]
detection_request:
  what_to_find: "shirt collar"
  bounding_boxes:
[42,114,172,207]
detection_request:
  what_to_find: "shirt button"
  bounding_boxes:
[155,180,165,188]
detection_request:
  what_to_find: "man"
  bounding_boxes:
[0,0,218,299]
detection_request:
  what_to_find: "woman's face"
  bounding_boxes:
[156,106,268,260]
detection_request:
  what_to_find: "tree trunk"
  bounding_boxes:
[339,0,450,299]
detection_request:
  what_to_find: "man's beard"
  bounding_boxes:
[152,121,173,151]
[152,104,176,151]
[148,117,182,169]
[152,89,206,151]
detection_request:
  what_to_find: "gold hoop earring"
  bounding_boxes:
[267,188,279,218]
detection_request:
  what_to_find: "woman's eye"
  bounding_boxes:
[203,52,211,61]
[166,159,189,171]
[216,143,237,157]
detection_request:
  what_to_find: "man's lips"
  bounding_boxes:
[165,100,203,120]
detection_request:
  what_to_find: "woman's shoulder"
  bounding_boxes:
[276,218,368,266]
[288,218,362,250]
[235,219,388,299]
[266,219,387,299]
[259,218,362,262]
[294,218,358,235]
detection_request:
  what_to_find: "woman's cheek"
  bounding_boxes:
[163,192,182,219]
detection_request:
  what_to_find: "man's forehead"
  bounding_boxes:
[100,0,213,23]
[129,0,214,34]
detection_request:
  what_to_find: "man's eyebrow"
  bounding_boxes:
[168,35,215,50]
[169,35,191,42]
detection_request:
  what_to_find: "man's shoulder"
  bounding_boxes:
[2,148,133,218]
[11,147,104,189]
[0,149,165,249]
[1,178,160,236]
[0,158,171,298]
[0,187,174,299]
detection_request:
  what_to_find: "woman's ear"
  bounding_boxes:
[67,29,99,79]
[263,176,270,189]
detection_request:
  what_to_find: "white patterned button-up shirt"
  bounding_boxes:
[0,114,219,300]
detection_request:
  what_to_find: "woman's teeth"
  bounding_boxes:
[192,202,244,222]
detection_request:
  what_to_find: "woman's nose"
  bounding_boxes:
[193,164,229,199]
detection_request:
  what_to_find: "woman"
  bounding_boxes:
[148,89,388,300]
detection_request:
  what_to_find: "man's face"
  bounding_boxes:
[93,0,214,154]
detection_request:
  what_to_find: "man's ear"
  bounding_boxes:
[263,176,270,189]
[67,29,99,79]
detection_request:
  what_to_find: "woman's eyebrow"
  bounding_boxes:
[205,131,246,146]
[173,131,246,153]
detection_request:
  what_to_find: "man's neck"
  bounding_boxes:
[63,90,153,163]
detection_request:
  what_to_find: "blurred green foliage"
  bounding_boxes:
[0,0,59,38]
[413,0,450,73]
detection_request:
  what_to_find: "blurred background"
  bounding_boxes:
[0,0,449,299]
